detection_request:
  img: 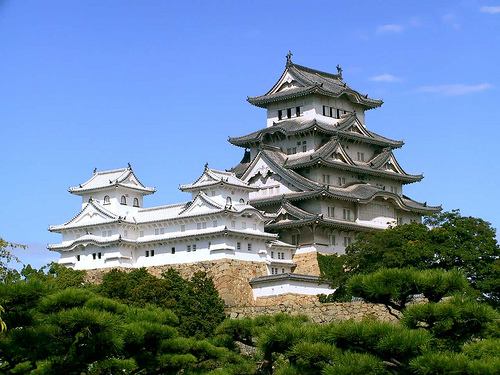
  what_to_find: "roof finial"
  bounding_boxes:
[127,162,132,169]
[204,162,209,170]
[336,64,343,80]
[93,168,97,174]
[286,50,293,67]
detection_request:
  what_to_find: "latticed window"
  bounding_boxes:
[103,195,110,205]
[120,196,127,205]
[133,198,139,207]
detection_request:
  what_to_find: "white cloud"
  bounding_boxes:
[480,6,500,13]
[417,83,493,96]
[377,24,404,34]
[370,74,403,82]
[442,13,461,29]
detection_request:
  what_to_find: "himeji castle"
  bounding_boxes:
[228,53,440,273]
[49,54,439,302]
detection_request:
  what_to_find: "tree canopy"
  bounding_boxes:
[318,210,500,305]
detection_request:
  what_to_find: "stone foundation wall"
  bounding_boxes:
[84,259,268,307]
[227,293,399,323]
[292,252,320,275]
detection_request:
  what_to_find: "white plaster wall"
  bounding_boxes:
[252,279,333,298]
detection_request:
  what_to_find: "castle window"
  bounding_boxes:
[329,234,336,246]
[248,243,252,251]
[237,242,241,250]
[357,152,365,162]
[291,234,300,245]
[344,236,352,247]
[133,198,139,207]
[271,251,274,258]
[76,255,80,261]
[338,177,346,186]
[391,186,399,195]
[278,252,281,259]
[282,268,285,273]
[327,206,335,218]
[145,250,149,257]
[98,252,102,259]
[322,174,330,184]
[171,247,175,254]
[103,195,110,205]
[287,108,292,118]
[296,106,301,117]
[253,223,257,230]
[187,245,191,252]
[120,196,127,205]
[343,209,352,221]
[239,198,245,204]
[302,141,307,152]
[197,222,207,230]
[211,190,216,196]
[278,109,283,120]
[92,253,96,260]
[213,220,218,227]
[181,225,185,232]
[192,245,196,252]
[139,231,144,237]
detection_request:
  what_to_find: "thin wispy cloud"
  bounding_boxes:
[442,13,461,29]
[417,83,492,96]
[370,74,403,82]
[480,6,500,13]
[377,24,404,34]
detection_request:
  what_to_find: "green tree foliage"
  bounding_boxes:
[347,268,469,316]
[98,268,225,338]
[402,295,500,351]
[318,210,500,305]
[0,280,252,374]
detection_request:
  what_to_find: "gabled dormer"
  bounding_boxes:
[247,53,382,127]
[68,165,155,212]
[179,165,258,206]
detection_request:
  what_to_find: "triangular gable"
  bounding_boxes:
[315,138,355,166]
[264,67,309,96]
[369,149,406,175]
[337,116,373,138]
[241,152,312,193]
[381,154,406,174]
[62,201,118,228]
[178,192,224,216]
[270,201,315,224]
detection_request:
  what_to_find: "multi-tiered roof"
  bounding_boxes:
[229,56,440,248]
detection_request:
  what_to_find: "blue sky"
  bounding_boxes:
[1,0,499,269]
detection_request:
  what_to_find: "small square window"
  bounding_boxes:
[192,245,196,251]
[92,253,96,260]
[237,242,241,250]
[145,250,150,257]
[151,250,155,257]
[98,252,102,259]
[171,247,176,254]
[187,245,191,252]
[248,243,252,251]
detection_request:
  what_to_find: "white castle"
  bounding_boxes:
[49,55,439,302]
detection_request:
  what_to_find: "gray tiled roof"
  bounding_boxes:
[228,115,403,148]
[247,62,383,109]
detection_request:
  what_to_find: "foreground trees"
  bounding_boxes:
[318,210,500,305]
[0,266,251,374]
